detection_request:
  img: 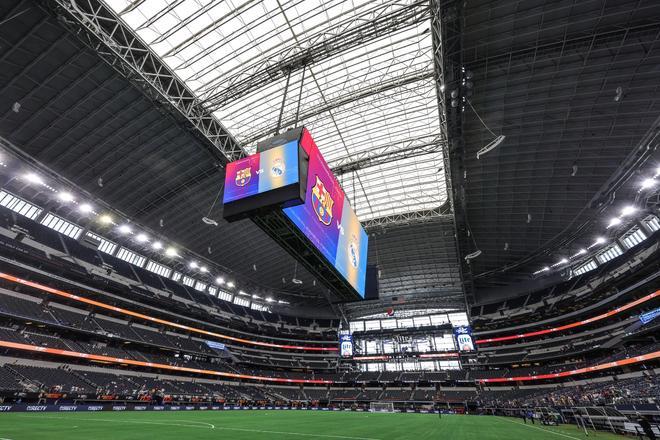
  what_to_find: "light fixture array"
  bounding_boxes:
[8,166,291,307]
[532,167,659,276]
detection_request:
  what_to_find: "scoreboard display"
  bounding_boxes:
[282,129,368,297]
[223,127,368,298]
[222,139,306,221]
[223,140,300,203]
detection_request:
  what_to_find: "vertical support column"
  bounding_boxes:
[429,0,475,306]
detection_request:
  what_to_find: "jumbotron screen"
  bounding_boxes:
[283,129,368,297]
[223,140,299,204]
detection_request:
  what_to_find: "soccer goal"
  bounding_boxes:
[369,402,395,413]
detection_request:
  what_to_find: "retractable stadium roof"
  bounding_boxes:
[0,0,465,310]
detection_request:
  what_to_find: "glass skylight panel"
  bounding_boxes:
[448,312,469,327]
[171,271,182,282]
[86,232,117,255]
[104,0,448,224]
[251,303,269,312]
[217,289,233,302]
[233,296,250,307]
[0,190,42,220]
[40,212,82,239]
[430,314,449,326]
[380,319,397,330]
[194,281,207,292]
[208,286,218,296]
[145,260,172,278]
[365,340,379,354]
[621,226,647,249]
[643,215,660,232]
[349,321,364,332]
[182,275,195,287]
[115,247,146,267]
[574,260,597,276]
[434,335,455,351]
[596,244,623,264]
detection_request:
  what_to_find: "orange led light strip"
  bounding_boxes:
[477,350,660,383]
[0,273,337,351]
[476,290,660,344]
[0,340,333,384]
[0,339,656,385]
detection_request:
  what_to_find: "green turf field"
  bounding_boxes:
[0,411,627,440]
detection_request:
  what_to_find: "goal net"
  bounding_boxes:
[369,402,395,413]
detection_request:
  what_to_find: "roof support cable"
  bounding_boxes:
[275,69,292,135]
[293,66,307,127]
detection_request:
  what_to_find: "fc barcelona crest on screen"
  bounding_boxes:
[311,175,334,226]
[271,157,285,177]
[235,167,251,187]
[349,235,359,268]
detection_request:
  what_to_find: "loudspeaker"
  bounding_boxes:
[364,265,379,300]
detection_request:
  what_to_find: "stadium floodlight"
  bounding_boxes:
[165,247,178,257]
[200,266,208,273]
[57,191,74,202]
[620,206,636,217]
[252,294,261,299]
[227,281,235,288]
[238,290,248,296]
[215,277,225,285]
[594,237,606,245]
[576,249,587,256]
[189,261,198,269]
[117,224,132,234]
[99,214,113,224]
[265,297,274,302]
[152,241,163,250]
[78,203,93,214]
[135,233,149,243]
[607,217,621,228]
[23,172,44,185]
[640,178,656,189]
[560,258,568,264]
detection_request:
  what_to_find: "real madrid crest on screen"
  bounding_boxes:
[349,234,359,268]
[311,175,334,226]
[235,167,251,186]
[271,157,285,177]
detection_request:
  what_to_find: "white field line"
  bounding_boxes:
[496,416,584,440]
[17,415,382,440]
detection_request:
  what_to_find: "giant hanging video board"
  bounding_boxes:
[222,127,368,297]
[282,129,368,296]
[222,139,305,221]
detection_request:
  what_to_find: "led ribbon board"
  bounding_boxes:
[223,139,304,221]
[475,290,660,344]
[282,129,368,297]
[0,273,338,352]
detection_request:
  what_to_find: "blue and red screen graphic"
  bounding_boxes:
[283,129,368,296]
[223,140,299,203]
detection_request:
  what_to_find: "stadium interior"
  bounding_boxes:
[0,0,659,439]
